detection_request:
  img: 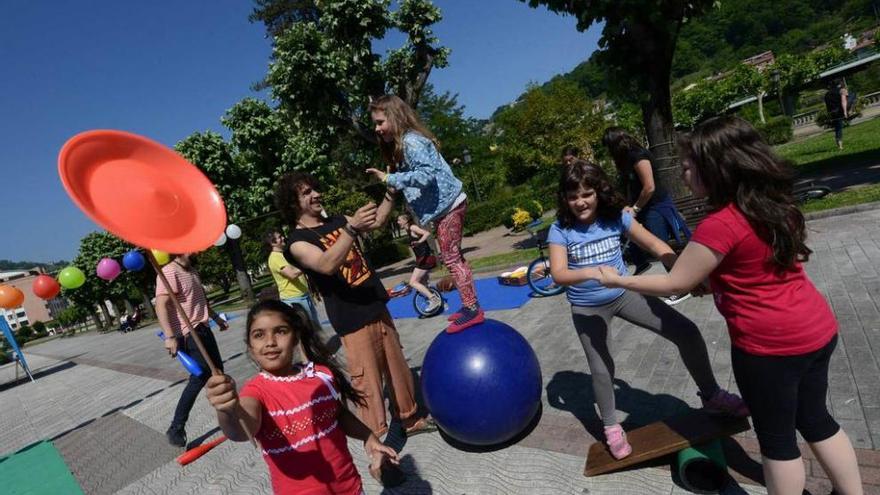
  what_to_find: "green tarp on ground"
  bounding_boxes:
[0,440,83,495]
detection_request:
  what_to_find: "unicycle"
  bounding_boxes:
[524,220,565,297]
[413,286,445,317]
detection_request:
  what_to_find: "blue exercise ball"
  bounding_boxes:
[122,250,146,271]
[421,319,542,446]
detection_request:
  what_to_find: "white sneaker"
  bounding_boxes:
[663,293,692,306]
[425,296,443,313]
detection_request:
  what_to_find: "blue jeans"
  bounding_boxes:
[282,294,321,327]
[832,118,844,142]
[626,203,691,268]
[172,324,223,428]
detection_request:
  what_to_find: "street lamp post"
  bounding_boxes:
[771,69,785,116]
[462,148,481,202]
[217,224,254,302]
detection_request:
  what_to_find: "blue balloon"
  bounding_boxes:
[421,319,542,446]
[123,250,146,271]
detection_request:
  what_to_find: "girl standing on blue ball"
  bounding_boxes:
[548,160,748,460]
[366,95,482,333]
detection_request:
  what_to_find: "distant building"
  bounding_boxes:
[0,268,68,329]
[742,51,776,72]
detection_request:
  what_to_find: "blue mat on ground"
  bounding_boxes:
[386,276,536,320]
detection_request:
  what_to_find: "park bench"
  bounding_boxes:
[668,195,709,252]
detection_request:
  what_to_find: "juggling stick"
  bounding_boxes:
[176,435,227,466]
[146,249,258,447]
[156,331,204,376]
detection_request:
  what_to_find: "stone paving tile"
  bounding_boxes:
[54,412,181,495]
[7,209,880,492]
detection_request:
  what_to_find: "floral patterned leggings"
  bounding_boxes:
[435,201,478,308]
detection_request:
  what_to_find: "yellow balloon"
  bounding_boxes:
[151,249,171,266]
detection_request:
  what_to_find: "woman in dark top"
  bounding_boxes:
[397,214,441,313]
[824,79,850,150]
[602,127,692,305]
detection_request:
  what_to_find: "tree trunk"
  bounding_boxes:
[642,77,689,201]
[757,91,766,124]
[140,289,155,320]
[227,239,254,303]
[97,301,113,332]
[88,311,102,333]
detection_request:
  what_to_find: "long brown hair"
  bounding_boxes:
[680,116,810,270]
[245,300,364,406]
[601,127,647,173]
[556,159,626,228]
[369,95,440,167]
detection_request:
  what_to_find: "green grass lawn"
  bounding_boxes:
[801,183,880,213]
[776,118,880,175]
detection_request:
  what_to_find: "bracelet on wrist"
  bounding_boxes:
[344,223,359,237]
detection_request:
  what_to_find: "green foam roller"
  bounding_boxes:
[676,439,728,493]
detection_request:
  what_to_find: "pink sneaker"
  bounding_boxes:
[603,424,632,460]
[701,389,750,418]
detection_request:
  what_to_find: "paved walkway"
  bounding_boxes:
[4,208,880,494]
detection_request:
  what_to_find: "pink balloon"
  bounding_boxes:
[96,257,121,281]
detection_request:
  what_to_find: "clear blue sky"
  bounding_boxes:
[2,0,600,263]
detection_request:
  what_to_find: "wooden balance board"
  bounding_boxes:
[584,410,751,477]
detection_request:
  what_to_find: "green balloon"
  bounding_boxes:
[59,266,86,289]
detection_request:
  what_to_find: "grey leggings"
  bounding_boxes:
[571,290,720,426]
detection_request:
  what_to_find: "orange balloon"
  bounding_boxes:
[33,275,61,300]
[0,285,24,309]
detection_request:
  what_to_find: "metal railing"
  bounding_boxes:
[791,90,880,128]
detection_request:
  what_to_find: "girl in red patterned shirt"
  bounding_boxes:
[206,300,400,494]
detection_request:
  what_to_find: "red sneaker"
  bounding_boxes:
[446,308,485,334]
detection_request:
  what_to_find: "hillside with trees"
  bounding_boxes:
[550,0,880,98]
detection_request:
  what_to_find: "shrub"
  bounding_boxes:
[757,116,793,145]
[15,325,33,344]
[511,208,533,231]
[364,232,411,267]
[523,200,543,221]
[465,195,520,235]
[32,321,47,336]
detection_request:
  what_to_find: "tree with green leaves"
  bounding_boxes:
[521,0,718,198]
[493,79,606,184]
[56,305,88,333]
[674,64,767,128]
[256,0,448,181]
[64,232,154,331]
[179,0,450,228]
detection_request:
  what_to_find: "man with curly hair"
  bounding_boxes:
[273,172,436,450]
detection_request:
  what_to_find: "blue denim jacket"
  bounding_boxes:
[386,132,463,225]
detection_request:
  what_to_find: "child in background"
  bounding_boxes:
[397,214,442,314]
[597,117,862,494]
[366,94,482,333]
[205,300,401,493]
[547,160,747,460]
[263,230,321,327]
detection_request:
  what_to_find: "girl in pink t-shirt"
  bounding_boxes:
[205,300,400,494]
[598,117,862,494]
